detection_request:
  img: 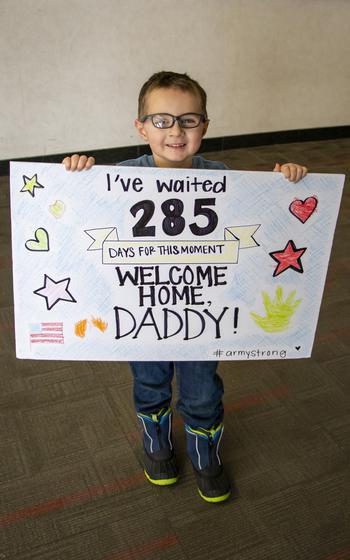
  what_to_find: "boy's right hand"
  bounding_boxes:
[62,154,95,171]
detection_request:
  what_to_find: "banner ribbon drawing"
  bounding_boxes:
[85,225,260,265]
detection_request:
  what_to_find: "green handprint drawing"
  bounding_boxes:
[250,287,301,333]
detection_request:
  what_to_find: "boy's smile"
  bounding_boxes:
[135,87,209,169]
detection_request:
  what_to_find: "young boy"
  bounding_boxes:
[63,71,308,503]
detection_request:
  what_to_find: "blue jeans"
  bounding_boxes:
[129,361,224,429]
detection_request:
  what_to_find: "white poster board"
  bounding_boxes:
[10,162,344,361]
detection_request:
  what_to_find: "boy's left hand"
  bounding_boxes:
[273,162,308,183]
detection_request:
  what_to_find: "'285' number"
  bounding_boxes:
[130,198,218,237]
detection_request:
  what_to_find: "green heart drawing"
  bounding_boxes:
[25,228,50,252]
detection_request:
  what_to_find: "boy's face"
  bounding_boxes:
[135,87,208,168]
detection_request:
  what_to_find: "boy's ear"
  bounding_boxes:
[134,119,149,142]
[202,120,209,138]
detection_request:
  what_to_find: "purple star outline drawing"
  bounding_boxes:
[33,274,77,310]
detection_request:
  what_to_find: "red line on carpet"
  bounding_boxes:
[317,327,350,342]
[0,471,145,527]
[103,534,179,560]
[324,548,350,560]
[0,322,14,331]
[225,385,289,413]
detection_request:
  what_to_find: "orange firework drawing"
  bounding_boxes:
[74,319,88,338]
[91,317,108,332]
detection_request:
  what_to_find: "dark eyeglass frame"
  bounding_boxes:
[140,112,208,129]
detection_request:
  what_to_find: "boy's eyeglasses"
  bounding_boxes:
[140,113,208,129]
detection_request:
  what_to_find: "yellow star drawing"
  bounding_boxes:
[20,174,45,197]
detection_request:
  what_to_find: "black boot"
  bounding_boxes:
[185,423,231,503]
[137,407,178,486]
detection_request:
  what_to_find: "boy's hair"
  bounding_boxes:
[138,71,208,118]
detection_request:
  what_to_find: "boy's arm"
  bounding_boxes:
[273,162,308,183]
[62,154,95,171]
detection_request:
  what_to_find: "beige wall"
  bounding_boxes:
[1,0,349,160]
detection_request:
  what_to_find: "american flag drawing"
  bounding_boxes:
[29,322,64,344]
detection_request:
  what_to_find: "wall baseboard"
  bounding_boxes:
[1,125,349,176]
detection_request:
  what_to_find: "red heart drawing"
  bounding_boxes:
[289,196,318,223]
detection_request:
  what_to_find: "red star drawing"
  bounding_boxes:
[269,240,307,277]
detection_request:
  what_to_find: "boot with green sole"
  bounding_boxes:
[137,407,179,486]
